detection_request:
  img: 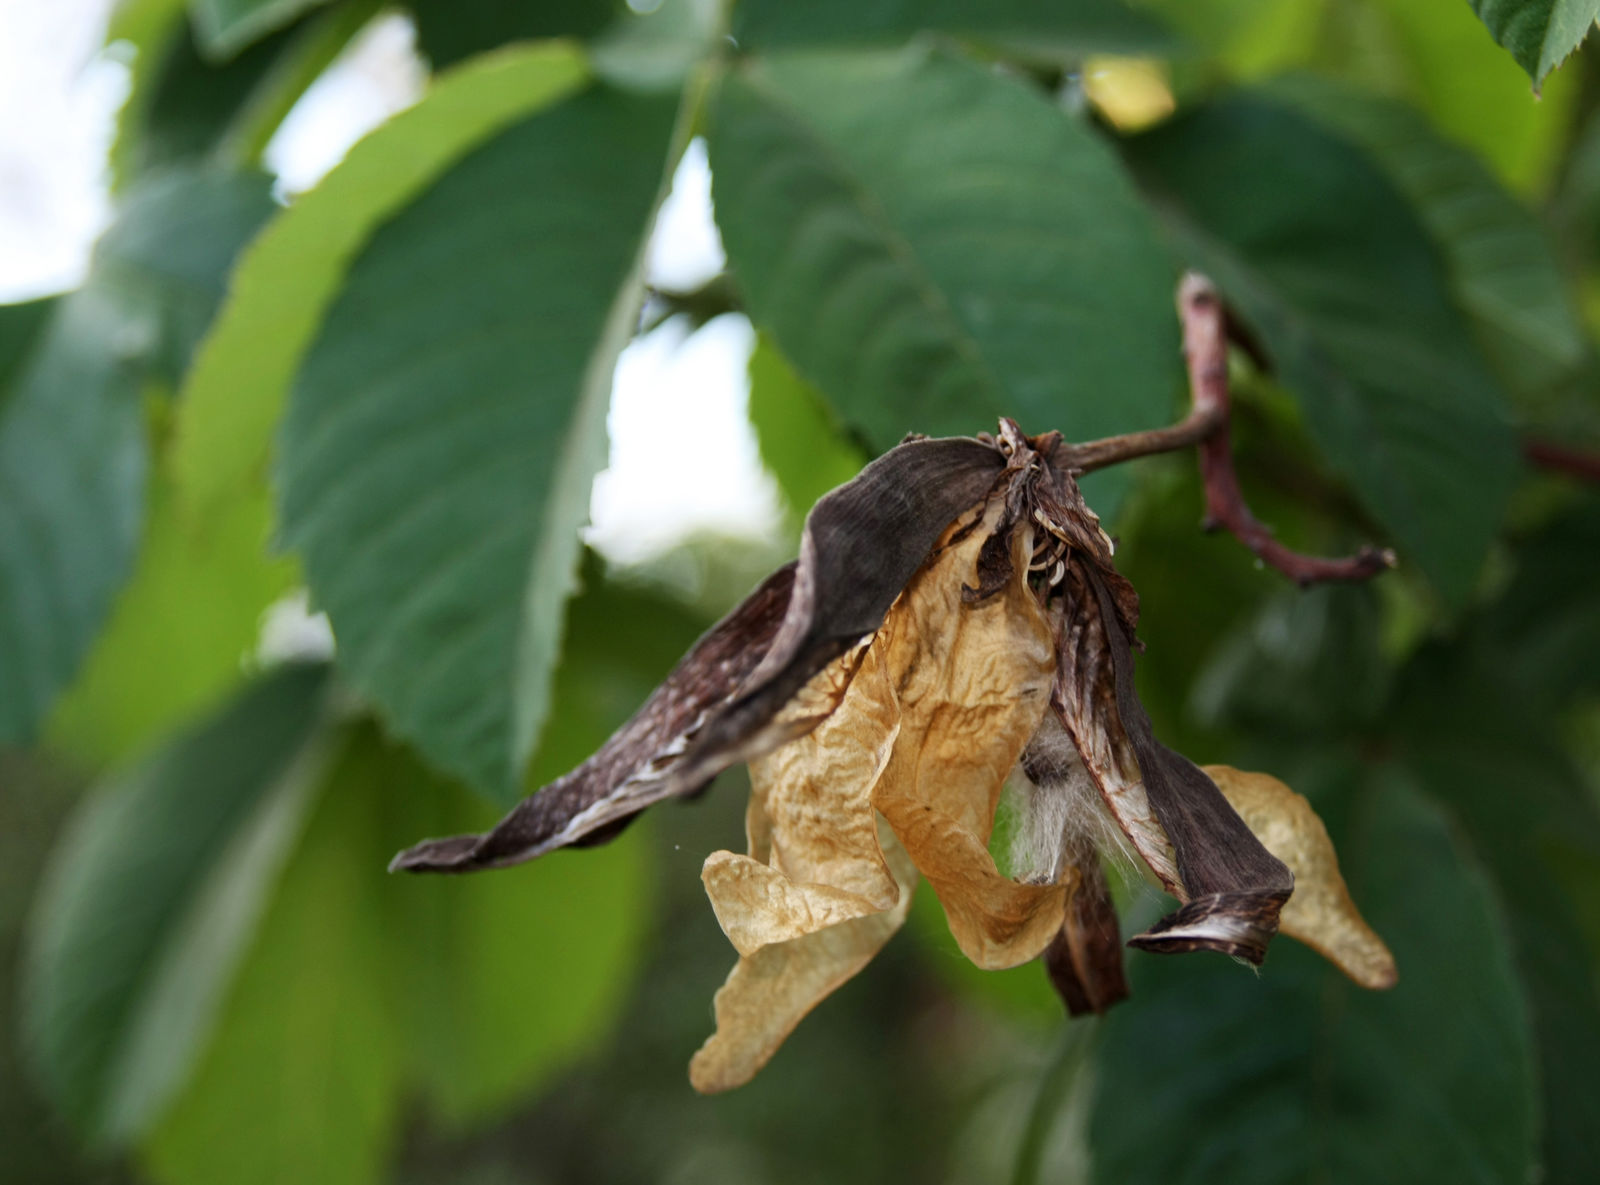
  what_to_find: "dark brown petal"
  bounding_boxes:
[391,436,1007,874]
[1043,850,1130,1016]
[1058,563,1294,965]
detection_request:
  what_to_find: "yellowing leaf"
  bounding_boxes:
[1206,764,1398,989]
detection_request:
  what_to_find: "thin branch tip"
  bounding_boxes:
[1060,272,1393,587]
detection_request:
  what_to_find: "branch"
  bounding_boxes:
[1525,437,1600,484]
[1059,273,1395,586]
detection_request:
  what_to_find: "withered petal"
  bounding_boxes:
[1043,845,1129,1016]
[702,648,904,956]
[391,563,797,872]
[392,436,1005,874]
[1055,564,1294,964]
[689,823,918,1094]
[1204,765,1397,989]
[870,505,1068,969]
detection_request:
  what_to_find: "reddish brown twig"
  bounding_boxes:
[1525,438,1600,484]
[1060,273,1395,586]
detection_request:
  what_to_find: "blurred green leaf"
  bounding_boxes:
[732,0,1177,56]
[407,0,621,70]
[112,7,307,185]
[1481,496,1600,703]
[1361,0,1581,193]
[90,168,278,387]
[1274,77,1591,413]
[709,47,1182,515]
[1090,772,1538,1185]
[189,0,332,59]
[172,41,589,522]
[1,170,271,744]
[746,334,865,532]
[1138,0,1324,79]
[379,749,652,1127]
[0,291,146,744]
[142,719,402,1185]
[1467,0,1599,86]
[388,553,693,1122]
[1123,93,1519,605]
[278,83,678,801]
[46,475,295,769]
[0,297,58,396]
[590,0,725,91]
[147,651,657,1183]
[1395,642,1600,1184]
[21,664,331,1145]
[1191,584,1390,739]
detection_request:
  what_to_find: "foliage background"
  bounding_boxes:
[4,1,1600,1183]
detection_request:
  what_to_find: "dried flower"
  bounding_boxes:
[393,419,1395,1091]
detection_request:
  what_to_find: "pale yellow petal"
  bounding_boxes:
[701,852,894,956]
[746,645,902,905]
[1205,765,1398,989]
[872,505,1068,969]
[689,825,917,1094]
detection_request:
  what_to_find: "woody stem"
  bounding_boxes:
[1059,272,1395,586]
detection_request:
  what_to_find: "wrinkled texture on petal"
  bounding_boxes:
[392,436,1005,872]
[691,821,917,1094]
[870,505,1067,969]
[1206,765,1398,989]
[703,647,901,956]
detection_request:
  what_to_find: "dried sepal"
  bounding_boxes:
[392,436,1004,874]
[1205,765,1398,989]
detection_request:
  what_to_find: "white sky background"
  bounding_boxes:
[0,0,778,570]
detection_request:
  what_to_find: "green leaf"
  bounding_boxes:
[709,47,1182,515]
[0,168,275,743]
[746,334,866,532]
[172,41,590,525]
[278,83,679,800]
[113,7,303,184]
[1468,0,1600,86]
[1482,497,1600,703]
[21,664,331,1145]
[1122,93,1519,605]
[46,475,296,769]
[188,0,332,59]
[407,0,621,70]
[0,292,146,745]
[732,0,1177,56]
[1090,771,1539,1185]
[147,670,657,1180]
[142,721,403,1185]
[385,556,689,1124]
[379,745,652,1126]
[91,168,279,387]
[1361,0,1581,193]
[0,297,58,396]
[1273,77,1590,411]
[1191,583,1390,739]
[1395,642,1600,1184]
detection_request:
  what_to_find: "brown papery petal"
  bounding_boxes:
[690,822,918,1093]
[1205,765,1398,990]
[872,505,1067,970]
[392,435,1006,874]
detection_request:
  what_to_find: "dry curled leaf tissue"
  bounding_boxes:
[394,417,1396,1092]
